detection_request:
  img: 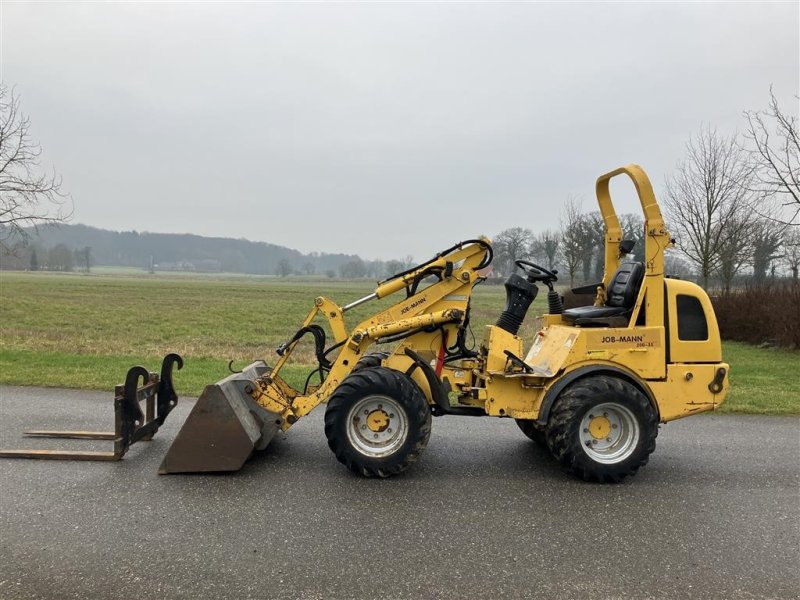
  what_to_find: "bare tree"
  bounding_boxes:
[743,87,800,226]
[664,126,758,288]
[715,214,754,292]
[384,259,404,277]
[0,85,71,251]
[559,195,590,287]
[363,260,384,278]
[782,227,800,279]
[750,219,784,281]
[619,213,645,259]
[339,260,367,278]
[47,243,73,271]
[493,227,534,275]
[75,245,92,273]
[275,258,292,277]
[580,212,605,282]
[663,248,693,279]
[532,229,559,271]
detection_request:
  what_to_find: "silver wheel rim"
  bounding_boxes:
[346,395,409,458]
[578,402,640,464]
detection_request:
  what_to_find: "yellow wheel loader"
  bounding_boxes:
[159,164,729,482]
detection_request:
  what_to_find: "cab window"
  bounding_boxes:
[676,294,708,341]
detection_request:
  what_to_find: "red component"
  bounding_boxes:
[435,331,448,377]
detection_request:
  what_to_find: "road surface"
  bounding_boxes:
[1,386,798,599]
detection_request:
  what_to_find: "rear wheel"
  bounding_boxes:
[324,367,432,477]
[515,419,547,447]
[546,375,658,483]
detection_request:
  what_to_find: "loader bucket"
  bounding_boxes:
[159,361,280,474]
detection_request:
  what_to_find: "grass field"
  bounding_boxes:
[0,271,797,415]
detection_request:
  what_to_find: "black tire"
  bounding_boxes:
[352,351,390,372]
[515,419,547,447]
[546,375,658,483]
[324,366,432,478]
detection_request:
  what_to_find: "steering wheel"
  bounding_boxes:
[514,259,558,283]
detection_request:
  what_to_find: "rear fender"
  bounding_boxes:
[536,364,658,425]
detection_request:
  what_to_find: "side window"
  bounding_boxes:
[676,294,708,341]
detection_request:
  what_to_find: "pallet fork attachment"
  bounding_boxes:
[0,354,183,462]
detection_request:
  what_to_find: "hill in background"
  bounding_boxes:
[0,223,367,276]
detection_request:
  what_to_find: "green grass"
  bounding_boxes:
[718,341,800,415]
[0,271,796,414]
[0,271,543,396]
[0,349,313,396]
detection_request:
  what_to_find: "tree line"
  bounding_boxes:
[1,83,797,287]
[273,255,418,279]
[492,88,799,290]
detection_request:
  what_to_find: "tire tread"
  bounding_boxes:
[546,375,658,483]
[324,367,431,478]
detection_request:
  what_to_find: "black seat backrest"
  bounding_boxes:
[606,261,644,308]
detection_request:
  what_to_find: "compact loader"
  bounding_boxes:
[157,164,728,482]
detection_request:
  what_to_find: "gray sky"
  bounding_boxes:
[1,1,798,260]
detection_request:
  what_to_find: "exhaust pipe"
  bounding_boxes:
[159,361,281,474]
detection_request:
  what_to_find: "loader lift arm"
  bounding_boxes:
[249,238,493,428]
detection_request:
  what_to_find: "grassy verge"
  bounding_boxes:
[718,341,800,415]
[0,271,538,398]
[1,271,796,414]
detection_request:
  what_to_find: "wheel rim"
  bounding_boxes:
[346,395,409,458]
[578,402,640,464]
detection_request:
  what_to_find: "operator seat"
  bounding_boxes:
[562,261,644,327]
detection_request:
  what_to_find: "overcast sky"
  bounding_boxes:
[1,1,798,260]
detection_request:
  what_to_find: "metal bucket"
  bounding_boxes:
[158,361,280,474]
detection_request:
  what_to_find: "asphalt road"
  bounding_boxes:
[0,386,798,600]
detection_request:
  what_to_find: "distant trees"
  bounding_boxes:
[493,227,534,275]
[750,220,784,282]
[339,260,367,278]
[276,259,291,277]
[384,259,405,277]
[715,213,753,293]
[783,228,800,279]
[551,199,647,287]
[619,214,645,258]
[532,230,559,271]
[191,89,796,287]
[0,85,71,251]
[218,249,246,273]
[663,248,693,279]
[659,89,799,288]
[664,126,757,288]
[2,83,794,287]
[47,243,73,271]
[579,212,605,282]
[743,88,799,226]
[75,246,92,273]
[559,195,590,286]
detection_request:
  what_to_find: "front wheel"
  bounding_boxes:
[352,351,390,372]
[324,367,432,477]
[546,375,658,483]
